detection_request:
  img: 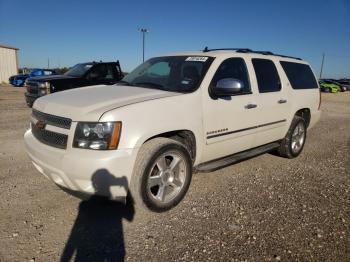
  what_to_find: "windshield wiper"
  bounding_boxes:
[133,82,164,90]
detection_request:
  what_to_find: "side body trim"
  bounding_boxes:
[207,119,286,139]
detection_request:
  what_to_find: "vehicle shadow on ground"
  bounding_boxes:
[60,169,134,262]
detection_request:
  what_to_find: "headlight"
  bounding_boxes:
[38,82,50,94]
[73,122,122,150]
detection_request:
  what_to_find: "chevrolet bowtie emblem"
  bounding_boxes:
[36,120,46,129]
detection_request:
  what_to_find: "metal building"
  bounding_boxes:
[0,44,19,84]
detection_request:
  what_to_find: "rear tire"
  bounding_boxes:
[277,116,307,158]
[129,137,192,212]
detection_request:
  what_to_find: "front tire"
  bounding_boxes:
[277,116,307,158]
[129,137,192,212]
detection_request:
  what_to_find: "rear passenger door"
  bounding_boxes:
[251,58,291,146]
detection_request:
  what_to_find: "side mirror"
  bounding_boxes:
[212,78,244,97]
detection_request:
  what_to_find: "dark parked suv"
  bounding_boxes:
[25,61,123,107]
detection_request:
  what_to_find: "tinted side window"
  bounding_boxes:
[89,64,114,80]
[252,59,281,93]
[211,58,251,94]
[280,61,318,89]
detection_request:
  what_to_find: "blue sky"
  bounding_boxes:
[0,0,349,78]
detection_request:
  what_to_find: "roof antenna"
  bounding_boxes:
[203,46,209,52]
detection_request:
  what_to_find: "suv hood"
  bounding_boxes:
[33,85,180,121]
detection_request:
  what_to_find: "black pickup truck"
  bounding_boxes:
[25,61,123,107]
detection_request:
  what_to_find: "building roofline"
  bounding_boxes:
[0,44,19,50]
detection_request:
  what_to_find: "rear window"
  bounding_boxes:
[280,61,318,89]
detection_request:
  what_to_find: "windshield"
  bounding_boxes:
[30,69,43,76]
[64,63,93,77]
[121,56,214,92]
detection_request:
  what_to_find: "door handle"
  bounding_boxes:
[245,103,257,109]
[278,99,287,104]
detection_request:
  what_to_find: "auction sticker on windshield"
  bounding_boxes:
[185,57,208,62]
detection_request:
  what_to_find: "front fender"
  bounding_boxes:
[99,92,204,165]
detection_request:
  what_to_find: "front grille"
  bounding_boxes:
[27,87,37,94]
[32,109,72,129]
[26,81,39,94]
[31,122,68,149]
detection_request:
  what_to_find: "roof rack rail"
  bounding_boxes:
[236,49,302,60]
[273,53,302,60]
[203,47,252,53]
[202,47,302,60]
[252,51,274,55]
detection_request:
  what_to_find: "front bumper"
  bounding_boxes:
[24,129,138,200]
[25,92,39,107]
[13,78,26,87]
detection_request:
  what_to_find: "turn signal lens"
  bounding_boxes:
[109,122,122,149]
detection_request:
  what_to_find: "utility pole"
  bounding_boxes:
[319,53,325,79]
[47,58,50,69]
[138,28,149,62]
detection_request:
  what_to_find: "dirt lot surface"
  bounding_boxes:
[0,84,349,261]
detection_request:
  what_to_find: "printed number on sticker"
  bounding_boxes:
[185,57,208,62]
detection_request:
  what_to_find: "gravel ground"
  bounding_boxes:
[0,84,349,261]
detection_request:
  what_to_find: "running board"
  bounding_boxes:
[195,142,280,173]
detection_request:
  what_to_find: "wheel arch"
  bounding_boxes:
[144,130,197,163]
[295,108,311,127]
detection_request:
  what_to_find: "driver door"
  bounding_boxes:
[201,57,260,162]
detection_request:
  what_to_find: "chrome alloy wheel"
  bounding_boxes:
[291,122,305,154]
[147,151,187,204]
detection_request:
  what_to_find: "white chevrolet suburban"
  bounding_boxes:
[24,48,321,212]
